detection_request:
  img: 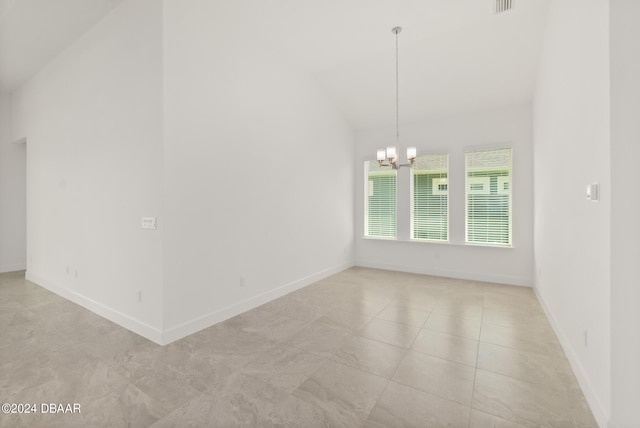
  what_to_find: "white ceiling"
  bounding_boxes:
[0,0,550,131]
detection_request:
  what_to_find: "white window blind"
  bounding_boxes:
[411,153,448,241]
[365,161,396,238]
[465,148,512,246]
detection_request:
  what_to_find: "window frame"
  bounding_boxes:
[364,160,397,239]
[410,153,449,242]
[464,147,513,247]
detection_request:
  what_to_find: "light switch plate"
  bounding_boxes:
[141,217,157,229]
[586,184,599,202]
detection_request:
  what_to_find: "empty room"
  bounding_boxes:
[0,0,638,427]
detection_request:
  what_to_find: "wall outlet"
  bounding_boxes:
[137,290,142,303]
[240,276,246,287]
[141,217,157,229]
[75,269,78,280]
[584,330,588,347]
[66,265,70,275]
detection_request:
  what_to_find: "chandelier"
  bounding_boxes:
[377,26,416,170]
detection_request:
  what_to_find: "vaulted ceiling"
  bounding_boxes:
[0,0,550,130]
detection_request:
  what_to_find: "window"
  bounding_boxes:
[411,153,448,241]
[465,148,512,246]
[365,161,396,238]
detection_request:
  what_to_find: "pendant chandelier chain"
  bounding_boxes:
[395,28,400,145]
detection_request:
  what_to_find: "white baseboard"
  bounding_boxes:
[356,260,532,287]
[0,263,27,273]
[24,262,354,346]
[534,287,608,428]
[161,261,354,345]
[25,271,164,344]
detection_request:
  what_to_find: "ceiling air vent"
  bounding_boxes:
[495,0,513,14]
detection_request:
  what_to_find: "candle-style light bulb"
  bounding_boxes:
[386,146,397,160]
[407,147,417,161]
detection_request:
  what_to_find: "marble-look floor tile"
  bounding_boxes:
[388,294,439,312]
[349,289,395,306]
[267,300,332,324]
[266,392,356,428]
[83,383,168,427]
[6,368,116,428]
[316,308,373,332]
[286,289,343,308]
[1,269,596,428]
[480,282,536,298]
[0,270,26,284]
[152,373,284,428]
[84,327,158,366]
[469,409,529,428]
[0,356,58,401]
[438,292,484,306]
[561,371,599,428]
[411,329,479,367]
[482,307,552,333]
[31,299,91,326]
[184,324,278,370]
[0,413,26,428]
[477,342,571,389]
[358,318,421,349]
[0,315,46,346]
[286,321,353,358]
[0,322,57,364]
[431,301,484,321]
[293,360,388,424]
[7,284,66,308]
[329,335,407,379]
[374,305,430,327]
[482,291,539,309]
[365,381,470,428]
[152,375,355,428]
[242,346,326,393]
[423,312,482,340]
[14,411,87,428]
[109,340,233,413]
[221,308,307,343]
[332,298,389,318]
[34,357,129,404]
[118,360,207,413]
[404,281,446,295]
[0,301,39,327]
[473,369,575,427]
[480,322,565,358]
[393,351,475,406]
[140,339,236,393]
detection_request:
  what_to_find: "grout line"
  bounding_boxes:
[468,294,485,428]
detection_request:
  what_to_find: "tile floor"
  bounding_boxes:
[0,267,598,427]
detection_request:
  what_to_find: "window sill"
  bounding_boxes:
[362,236,513,249]
[362,236,397,241]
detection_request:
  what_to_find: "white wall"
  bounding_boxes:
[161,0,354,341]
[0,92,26,273]
[355,104,534,286]
[533,0,611,425]
[610,1,640,426]
[11,0,164,341]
